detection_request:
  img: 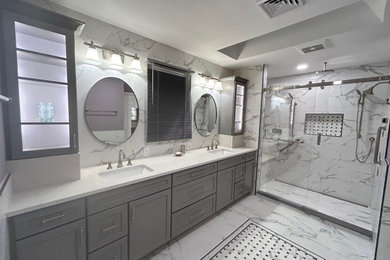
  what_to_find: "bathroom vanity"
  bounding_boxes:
[6,148,256,260]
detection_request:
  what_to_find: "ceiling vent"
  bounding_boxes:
[295,39,332,54]
[257,0,306,18]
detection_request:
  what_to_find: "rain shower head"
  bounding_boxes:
[362,81,390,104]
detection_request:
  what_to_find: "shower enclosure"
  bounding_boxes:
[256,64,390,240]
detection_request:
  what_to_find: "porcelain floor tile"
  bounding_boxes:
[150,195,374,260]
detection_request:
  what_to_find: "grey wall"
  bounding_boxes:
[0,104,10,260]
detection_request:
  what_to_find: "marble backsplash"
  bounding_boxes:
[259,62,390,206]
[24,0,234,167]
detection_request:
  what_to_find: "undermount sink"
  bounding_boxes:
[208,149,233,156]
[99,164,154,179]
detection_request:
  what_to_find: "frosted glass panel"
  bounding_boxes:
[19,79,69,122]
[15,22,66,58]
[236,95,244,106]
[236,85,245,95]
[21,124,70,151]
[17,51,67,83]
[234,123,242,134]
[235,106,243,122]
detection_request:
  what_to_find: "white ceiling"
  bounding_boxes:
[51,0,390,77]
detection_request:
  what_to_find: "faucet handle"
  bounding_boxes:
[206,146,210,151]
[127,158,132,166]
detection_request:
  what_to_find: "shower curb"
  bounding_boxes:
[257,190,373,237]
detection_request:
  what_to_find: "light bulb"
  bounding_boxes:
[207,79,216,89]
[198,77,206,86]
[110,53,123,65]
[86,47,100,62]
[129,58,142,74]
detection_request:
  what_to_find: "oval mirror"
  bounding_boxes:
[85,77,139,145]
[194,94,217,137]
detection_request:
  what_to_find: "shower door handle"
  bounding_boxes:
[374,126,386,164]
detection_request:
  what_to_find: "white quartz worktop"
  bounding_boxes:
[6,146,256,217]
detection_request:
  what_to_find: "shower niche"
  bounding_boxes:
[304,113,344,137]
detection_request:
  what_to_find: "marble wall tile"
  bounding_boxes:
[260,62,390,207]
[24,0,233,167]
[234,66,264,148]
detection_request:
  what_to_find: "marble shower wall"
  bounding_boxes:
[234,66,264,148]
[24,0,232,167]
[259,62,390,206]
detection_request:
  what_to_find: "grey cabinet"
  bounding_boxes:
[216,167,235,211]
[171,195,216,238]
[172,173,217,212]
[15,219,86,260]
[87,204,128,252]
[0,2,82,159]
[11,198,85,240]
[129,189,171,260]
[88,237,128,260]
[219,76,248,135]
[244,160,255,194]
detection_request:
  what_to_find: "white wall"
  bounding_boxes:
[21,0,232,168]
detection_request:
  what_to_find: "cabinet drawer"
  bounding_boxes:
[12,199,85,240]
[172,162,217,187]
[234,181,245,200]
[88,237,128,260]
[16,219,86,260]
[171,195,216,238]
[87,204,128,252]
[172,173,217,212]
[218,155,246,171]
[87,176,171,215]
[246,152,256,161]
[234,163,246,183]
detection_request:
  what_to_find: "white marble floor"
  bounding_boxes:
[259,180,372,234]
[150,195,374,260]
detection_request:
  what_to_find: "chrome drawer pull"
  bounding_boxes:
[101,223,118,233]
[41,213,65,224]
[189,209,207,221]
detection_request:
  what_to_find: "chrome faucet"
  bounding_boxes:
[210,138,219,150]
[117,149,127,168]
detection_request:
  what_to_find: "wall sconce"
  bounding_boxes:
[84,41,142,73]
[198,73,223,91]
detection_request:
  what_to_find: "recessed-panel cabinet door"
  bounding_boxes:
[16,219,86,260]
[244,160,255,194]
[216,167,235,211]
[128,189,171,259]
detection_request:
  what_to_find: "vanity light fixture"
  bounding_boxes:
[198,73,223,91]
[129,56,142,74]
[85,41,100,62]
[83,41,142,73]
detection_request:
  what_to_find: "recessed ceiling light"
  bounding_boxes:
[296,64,308,70]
